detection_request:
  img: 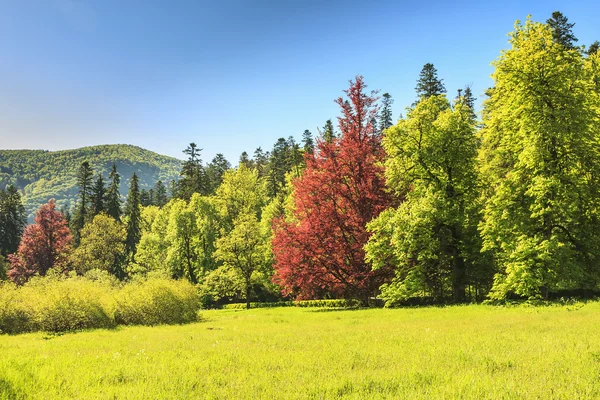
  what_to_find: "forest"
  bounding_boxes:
[1,12,600,335]
[0,144,182,221]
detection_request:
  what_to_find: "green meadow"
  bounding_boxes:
[2,303,600,399]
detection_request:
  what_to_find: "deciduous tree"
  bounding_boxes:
[8,199,72,284]
[479,18,600,299]
[272,76,393,303]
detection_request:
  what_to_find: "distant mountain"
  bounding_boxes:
[0,144,182,221]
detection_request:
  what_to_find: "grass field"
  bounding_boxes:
[1,303,600,399]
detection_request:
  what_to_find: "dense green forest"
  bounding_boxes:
[0,144,182,220]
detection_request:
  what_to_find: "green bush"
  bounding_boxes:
[115,279,200,326]
[0,275,201,334]
[0,283,32,334]
[21,277,115,333]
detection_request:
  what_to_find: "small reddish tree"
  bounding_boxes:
[272,76,393,302]
[8,199,73,284]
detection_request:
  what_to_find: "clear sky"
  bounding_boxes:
[0,0,598,163]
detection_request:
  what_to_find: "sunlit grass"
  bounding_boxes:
[1,303,600,399]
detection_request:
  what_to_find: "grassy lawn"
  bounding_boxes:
[1,303,600,399]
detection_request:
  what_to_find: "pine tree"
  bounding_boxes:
[547,11,578,49]
[322,119,336,142]
[0,185,26,257]
[105,164,122,221]
[90,174,106,216]
[302,130,314,154]
[72,161,94,245]
[239,151,253,168]
[154,180,168,206]
[415,63,446,99]
[140,189,151,207]
[253,147,270,177]
[178,143,207,200]
[206,153,231,194]
[124,173,141,265]
[587,41,600,56]
[379,93,394,132]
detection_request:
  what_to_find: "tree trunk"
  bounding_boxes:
[246,278,251,310]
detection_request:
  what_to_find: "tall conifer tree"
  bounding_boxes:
[105,164,122,221]
[124,173,142,264]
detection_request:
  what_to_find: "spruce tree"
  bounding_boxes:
[587,41,599,56]
[0,185,26,257]
[547,11,578,49]
[415,63,446,99]
[140,189,151,207]
[302,130,314,154]
[178,143,207,200]
[322,119,336,142]
[253,147,270,177]
[90,173,106,216]
[206,153,231,194]
[105,164,122,221]
[154,180,168,206]
[124,173,141,265]
[72,161,94,245]
[379,93,394,132]
[239,151,253,168]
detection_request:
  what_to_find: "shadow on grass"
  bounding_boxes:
[0,377,23,400]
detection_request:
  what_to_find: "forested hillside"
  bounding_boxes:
[0,144,182,220]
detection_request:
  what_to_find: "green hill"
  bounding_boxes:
[0,144,182,221]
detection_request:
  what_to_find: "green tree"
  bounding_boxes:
[479,17,600,299]
[124,173,142,264]
[379,93,394,132]
[0,185,26,257]
[153,180,168,206]
[215,213,269,309]
[587,41,600,56]
[178,143,207,200]
[321,119,336,142]
[366,95,488,304]
[105,164,122,221]
[165,199,200,283]
[71,161,94,245]
[216,164,266,230]
[302,130,314,154]
[547,11,578,49]
[253,147,270,178]
[206,153,231,194]
[90,173,106,216]
[71,213,126,279]
[415,63,446,99]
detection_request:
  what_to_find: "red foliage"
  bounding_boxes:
[272,76,393,301]
[8,199,73,284]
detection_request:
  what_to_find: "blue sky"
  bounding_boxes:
[0,0,598,163]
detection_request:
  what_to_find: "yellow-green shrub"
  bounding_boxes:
[0,274,201,334]
[115,278,200,326]
[0,282,32,334]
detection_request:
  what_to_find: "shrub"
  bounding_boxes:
[0,275,202,335]
[115,278,200,326]
[19,276,116,333]
[0,282,31,334]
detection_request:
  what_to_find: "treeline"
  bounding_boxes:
[1,12,600,308]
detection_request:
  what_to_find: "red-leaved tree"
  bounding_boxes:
[8,199,73,284]
[272,76,393,302]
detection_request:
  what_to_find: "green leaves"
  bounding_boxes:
[479,17,600,299]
